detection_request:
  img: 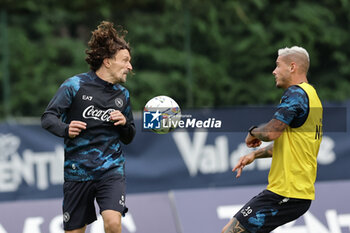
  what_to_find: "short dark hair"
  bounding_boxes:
[85,21,130,71]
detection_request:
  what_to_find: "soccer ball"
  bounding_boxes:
[143,96,181,134]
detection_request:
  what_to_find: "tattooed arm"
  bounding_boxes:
[254,143,274,159]
[246,119,288,148]
[232,143,273,178]
[252,119,288,141]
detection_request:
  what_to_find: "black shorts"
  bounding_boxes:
[62,175,128,231]
[234,189,311,233]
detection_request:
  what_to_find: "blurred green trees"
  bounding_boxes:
[1,0,350,118]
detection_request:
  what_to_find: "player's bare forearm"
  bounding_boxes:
[251,119,287,141]
[252,125,271,141]
[254,143,273,159]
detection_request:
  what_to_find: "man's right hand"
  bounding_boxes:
[232,152,256,178]
[68,121,87,138]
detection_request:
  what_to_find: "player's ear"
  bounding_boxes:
[289,62,296,73]
[103,58,111,68]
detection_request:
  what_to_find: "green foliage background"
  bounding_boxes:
[1,0,350,119]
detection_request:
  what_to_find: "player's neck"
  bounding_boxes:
[95,68,115,84]
[292,74,308,86]
[283,75,308,89]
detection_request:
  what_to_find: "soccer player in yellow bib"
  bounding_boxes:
[222,46,323,233]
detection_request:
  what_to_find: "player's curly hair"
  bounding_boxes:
[85,21,130,71]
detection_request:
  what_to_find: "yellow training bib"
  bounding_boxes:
[267,83,323,200]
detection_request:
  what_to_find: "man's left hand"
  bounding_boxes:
[110,110,126,126]
[245,133,262,148]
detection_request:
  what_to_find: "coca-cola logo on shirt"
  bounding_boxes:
[82,105,115,122]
